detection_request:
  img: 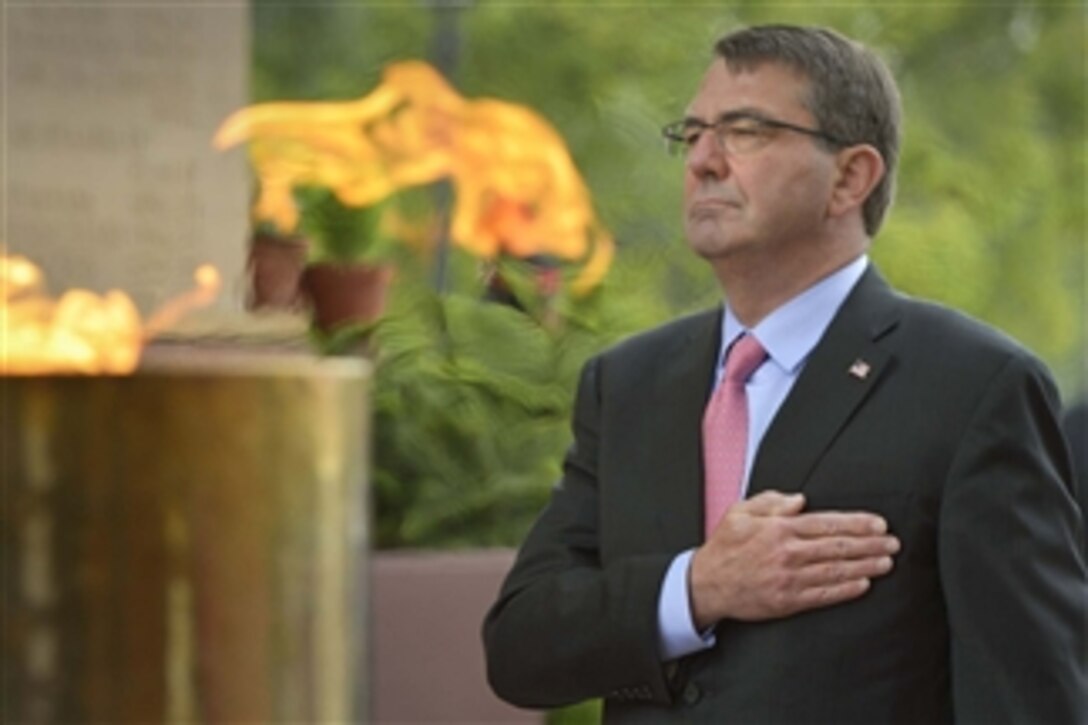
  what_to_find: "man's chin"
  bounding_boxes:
[685,233,746,260]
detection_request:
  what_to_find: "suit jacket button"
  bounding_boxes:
[682,682,702,705]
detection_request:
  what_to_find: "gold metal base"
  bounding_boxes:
[2,354,371,722]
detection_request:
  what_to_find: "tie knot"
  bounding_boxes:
[724,334,767,384]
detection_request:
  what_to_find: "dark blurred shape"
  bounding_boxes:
[482,255,562,312]
[1063,398,1088,557]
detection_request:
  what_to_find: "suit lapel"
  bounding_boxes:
[748,268,902,497]
[650,309,721,552]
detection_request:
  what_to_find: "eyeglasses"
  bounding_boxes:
[661,112,848,157]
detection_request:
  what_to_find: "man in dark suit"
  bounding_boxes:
[483,24,1087,723]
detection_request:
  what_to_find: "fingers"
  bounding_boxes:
[731,551,895,621]
[775,513,900,606]
[792,552,895,590]
[784,531,900,565]
[791,578,874,612]
[773,526,897,609]
[741,490,807,517]
[736,494,890,540]
[784,554,895,613]
[790,510,889,537]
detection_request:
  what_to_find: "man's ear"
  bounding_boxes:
[827,145,885,221]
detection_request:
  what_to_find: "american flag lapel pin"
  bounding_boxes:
[848,359,871,380]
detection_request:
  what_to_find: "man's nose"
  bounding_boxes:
[686,131,730,179]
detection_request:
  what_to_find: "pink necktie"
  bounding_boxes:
[703,334,768,536]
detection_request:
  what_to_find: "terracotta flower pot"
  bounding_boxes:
[246,233,309,311]
[301,262,394,332]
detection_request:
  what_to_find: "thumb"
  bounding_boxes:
[743,490,805,517]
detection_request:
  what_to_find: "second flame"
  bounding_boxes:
[2,253,221,375]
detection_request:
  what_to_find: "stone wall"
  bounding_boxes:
[5,2,250,314]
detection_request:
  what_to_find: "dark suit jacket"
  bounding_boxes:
[1064,400,1088,560]
[483,268,1088,724]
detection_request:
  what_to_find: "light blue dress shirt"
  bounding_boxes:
[657,255,870,661]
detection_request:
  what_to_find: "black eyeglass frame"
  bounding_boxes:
[661,112,849,156]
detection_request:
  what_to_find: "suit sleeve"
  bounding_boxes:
[940,353,1088,723]
[482,356,677,709]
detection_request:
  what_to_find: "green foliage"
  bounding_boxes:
[369,250,648,548]
[308,319,379,357]
[250,0,430,103]
[864,4,1086,388]
[548,698,602,725]
[295,187,394,264]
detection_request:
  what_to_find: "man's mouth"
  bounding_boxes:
[689,198,741,216]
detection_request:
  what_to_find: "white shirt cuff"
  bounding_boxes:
[657,549,716,661]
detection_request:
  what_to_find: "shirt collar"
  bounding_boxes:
[720,255,869,374]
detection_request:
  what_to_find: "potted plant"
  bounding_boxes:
[246,219,310,312]
[293,186,397,339]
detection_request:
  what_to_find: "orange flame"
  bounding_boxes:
[143,265,222,339]
[214,61,614,293]
[2,254,221,375]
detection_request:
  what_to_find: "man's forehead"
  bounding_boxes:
[685,59,810,118]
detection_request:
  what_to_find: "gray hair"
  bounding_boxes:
[715,25,901,236]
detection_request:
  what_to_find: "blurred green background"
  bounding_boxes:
[250,1,1086,550]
